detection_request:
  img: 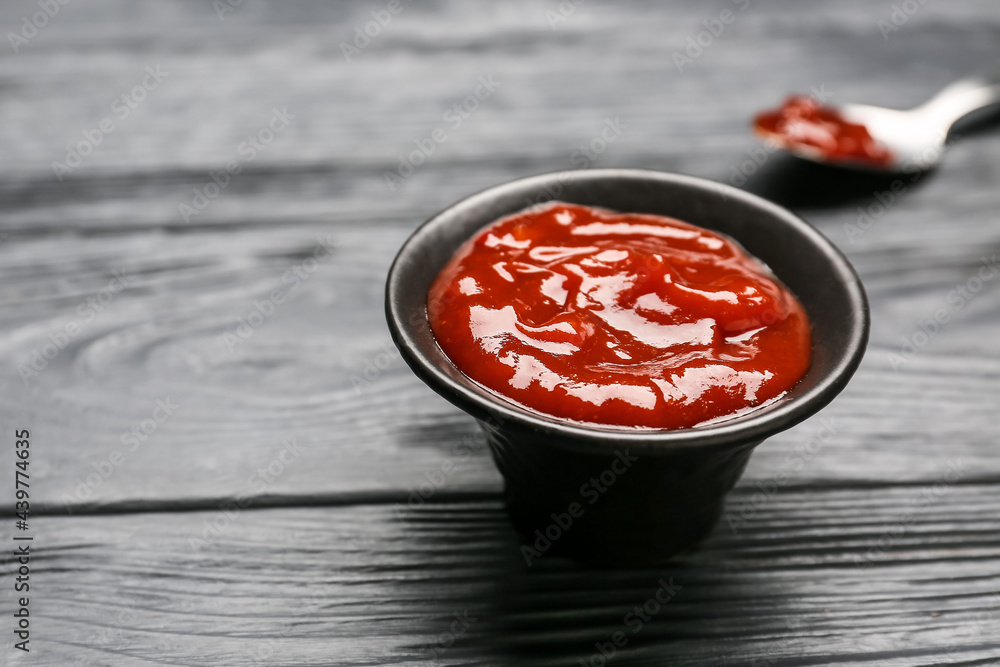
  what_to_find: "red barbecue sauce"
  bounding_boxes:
[754,95,893,167]
[427,203,812,429]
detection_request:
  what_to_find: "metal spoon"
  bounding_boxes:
[768,68,1000,172]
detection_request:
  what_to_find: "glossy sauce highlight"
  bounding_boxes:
[754,95,893,168]
[427,203,812,429]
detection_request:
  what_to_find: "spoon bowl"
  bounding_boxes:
[765,67,1000,172]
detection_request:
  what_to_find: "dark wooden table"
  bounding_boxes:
[3,1,1000,664]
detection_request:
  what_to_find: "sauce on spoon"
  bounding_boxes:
[754,95,894,167]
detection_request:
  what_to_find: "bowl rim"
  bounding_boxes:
[385,168,869,454]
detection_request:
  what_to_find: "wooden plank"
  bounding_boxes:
[1,219,999,511]
[5,483,1000,666]
[0,4,1000,511]
[1,0,1000,512]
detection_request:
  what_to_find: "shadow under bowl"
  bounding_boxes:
[385,169,869,566]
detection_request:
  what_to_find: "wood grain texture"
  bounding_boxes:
[1,0,1000,664]
[1,0,1000,510]
[5,485,1000,666]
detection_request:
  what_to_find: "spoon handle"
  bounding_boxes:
[914,65,1000,130]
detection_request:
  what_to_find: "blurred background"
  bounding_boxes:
[2,1,1000,665]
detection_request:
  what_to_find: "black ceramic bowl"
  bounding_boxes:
[386,169,869,566]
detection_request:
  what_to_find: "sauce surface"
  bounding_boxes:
[427,203,812,429]
[754,95,893,168]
